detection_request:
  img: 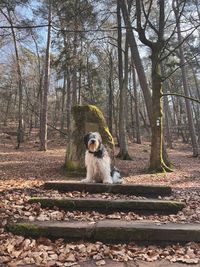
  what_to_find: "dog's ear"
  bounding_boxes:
[84,132,91,148]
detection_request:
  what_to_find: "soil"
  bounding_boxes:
[0,131,199,188]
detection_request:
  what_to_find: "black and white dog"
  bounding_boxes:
[81,132,122,184]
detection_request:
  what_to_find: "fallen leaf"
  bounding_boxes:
[95,260,106,265]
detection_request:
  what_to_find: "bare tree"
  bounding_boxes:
[131,58,141,144]
[40,0,52,151]
[117,0,131,160]
[0,7,24,148]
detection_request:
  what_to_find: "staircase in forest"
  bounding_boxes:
[7,182,200,244]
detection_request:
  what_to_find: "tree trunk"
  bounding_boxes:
[173,0,199,157]
[40,0,52,151]
[66,67,71,142]
[149,51,164,171]
[72,0,78,106]
[4,9,24,148]
[78,38,83,105]
[4,88,12,126]
[108,51,113,135]
[161,63,173,149]
[119,0,152,124]
[117,0,131,160]
[190,63,200,144]
[119,0,171,169]
[60,72,66,136]
[131,58,141,144]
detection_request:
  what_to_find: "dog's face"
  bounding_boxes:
[84,132,102,152]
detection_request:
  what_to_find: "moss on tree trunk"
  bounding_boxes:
[149,52,172,173]
[65,105,115,176]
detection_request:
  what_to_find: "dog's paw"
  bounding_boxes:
[103,178,113,184]
[81,178,93,183]
[115,178,123,184]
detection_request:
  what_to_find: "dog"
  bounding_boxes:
[81,132,122,184]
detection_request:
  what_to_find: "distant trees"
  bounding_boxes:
[172,0,199,157]
[0,0,199,168]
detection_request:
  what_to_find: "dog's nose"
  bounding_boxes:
[91,140,95,144]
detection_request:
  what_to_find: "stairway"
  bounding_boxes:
[7,182,200,245]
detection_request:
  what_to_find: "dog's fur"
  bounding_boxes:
[81,132,122,184]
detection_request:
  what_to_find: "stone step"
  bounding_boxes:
[7,220,200,245]
[28,197,185,215]
[43,182,172,197]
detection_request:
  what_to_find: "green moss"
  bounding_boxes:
[72,105,114,147]
[7,223,45,238]
[65,159,76,171]
[65,105,115,175]
[29,198,76,209]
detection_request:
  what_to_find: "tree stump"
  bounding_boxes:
[65,105,114,176]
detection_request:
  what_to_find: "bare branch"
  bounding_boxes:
[162,92,200,104]
[160,24,200,62]
[142,0,158,34]
[162,52,200,82]
[0,24,50,29]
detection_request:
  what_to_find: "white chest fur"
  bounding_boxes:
[85,151,111,182]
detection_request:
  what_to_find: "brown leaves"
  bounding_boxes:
[0,139,200,265]
[96,259,106,265]
[37,236,52,246]
[1,228,200,265]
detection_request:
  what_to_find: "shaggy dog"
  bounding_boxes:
[81,132,122,184]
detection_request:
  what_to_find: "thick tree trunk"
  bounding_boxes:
[150,52,163,171]
[119,0,171,169]
[173,0,199,157]
[40,0,52,151]
[149,52,171,171]
[161,63,173,149]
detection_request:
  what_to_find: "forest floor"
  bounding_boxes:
[0,129,200,266]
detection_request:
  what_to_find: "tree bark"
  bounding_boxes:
[72,0,78,105]
[108,51,113,135]
[119,0,152,124]
[120,0,171,171]
[40,0,52,151]
[60,72,66,136]
[190,63,200,144]
[150,50,165,171]
[66,67,71,142]
[161,63,173,149]
[117,0,131,160]
[1,8,24,148]
[131,58,141,144]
